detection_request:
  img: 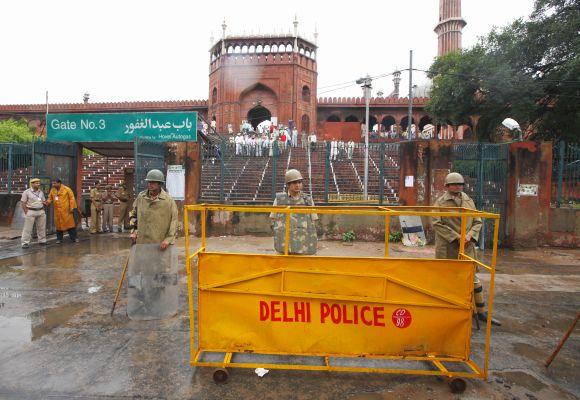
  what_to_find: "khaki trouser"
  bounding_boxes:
[103,204,114,232]
[21,210,46,245]
[118,201,129,230]
[90,203,102,233]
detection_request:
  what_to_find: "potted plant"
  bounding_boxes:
[342,230,356,246]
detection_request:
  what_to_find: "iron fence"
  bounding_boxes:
[0,143,33,193]
[553,141,580,207]
[452,143,509,248]
[200,140,400,205]
[0,141,79,193]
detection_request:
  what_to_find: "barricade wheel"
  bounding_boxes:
[213,369,229,384]
[449,378,467,393]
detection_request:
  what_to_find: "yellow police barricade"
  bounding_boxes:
[184,205,500,393]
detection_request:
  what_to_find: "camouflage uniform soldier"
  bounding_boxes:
[432,172,501,326]
[89,184,103,234]
[115,181,130,232]
[270,169,318,255]
[129,169,178,251]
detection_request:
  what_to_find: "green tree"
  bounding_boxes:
[0,118,37,143]
[427,0,580,141]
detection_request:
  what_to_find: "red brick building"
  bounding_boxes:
[0,0,468,140]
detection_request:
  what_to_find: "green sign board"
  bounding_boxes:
[47,112,197,142]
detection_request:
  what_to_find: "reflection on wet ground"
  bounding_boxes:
[0,233,577,399]
[0,303,86,351]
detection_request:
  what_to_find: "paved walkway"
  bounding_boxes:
[0,233,578,399]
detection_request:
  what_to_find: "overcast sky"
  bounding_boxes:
[0,0,535,104]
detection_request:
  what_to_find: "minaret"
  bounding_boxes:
[434,0,466,56]
[390,70,401,98]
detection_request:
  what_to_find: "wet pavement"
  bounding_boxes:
[0,232,578,399]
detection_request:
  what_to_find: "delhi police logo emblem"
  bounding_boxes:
[391,308,412,329]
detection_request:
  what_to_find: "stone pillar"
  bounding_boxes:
[185,142,202,204]
[427,140,453,206]
[505,142,552,248]
[398,141,418,206]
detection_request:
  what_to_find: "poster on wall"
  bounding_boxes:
[517,183,538,197]
[166,165,185,200]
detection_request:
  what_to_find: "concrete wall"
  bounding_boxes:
[544,208,580,247]
[190,210,401,242]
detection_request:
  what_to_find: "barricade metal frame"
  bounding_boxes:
[184,204,499,388]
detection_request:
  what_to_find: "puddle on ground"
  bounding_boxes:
[496,371,548,392]
[0,302,87,352]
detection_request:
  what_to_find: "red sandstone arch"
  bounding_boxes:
[239,83,278,125]
[419,115,433,130]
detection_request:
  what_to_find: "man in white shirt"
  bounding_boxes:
[309,133,317,151]
[292,128,298,147]
[330,139,338,161]
[235,134,243,155]
[20,178,47,248]
[347,140,355,159]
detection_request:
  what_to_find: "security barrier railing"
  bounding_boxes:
[184,204,500,393]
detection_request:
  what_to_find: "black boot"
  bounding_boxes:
[477,312,501,326]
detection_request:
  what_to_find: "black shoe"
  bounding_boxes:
[21,243,29,249]
[477,312,501,326]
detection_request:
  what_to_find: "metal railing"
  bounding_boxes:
[200,140,400,205]
[0,141,78,194]
[553,141,580,207]
[0,143,33,193]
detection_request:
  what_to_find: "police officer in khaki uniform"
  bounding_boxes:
[269,169,318,255]
[102,185,115,233]
[20,178,47,248]
[129,169,177,250]
[115,180,130,232]
[89,184,103,234]
[432,172,500,326]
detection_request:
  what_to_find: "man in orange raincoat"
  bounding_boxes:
[45,179,79,244]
